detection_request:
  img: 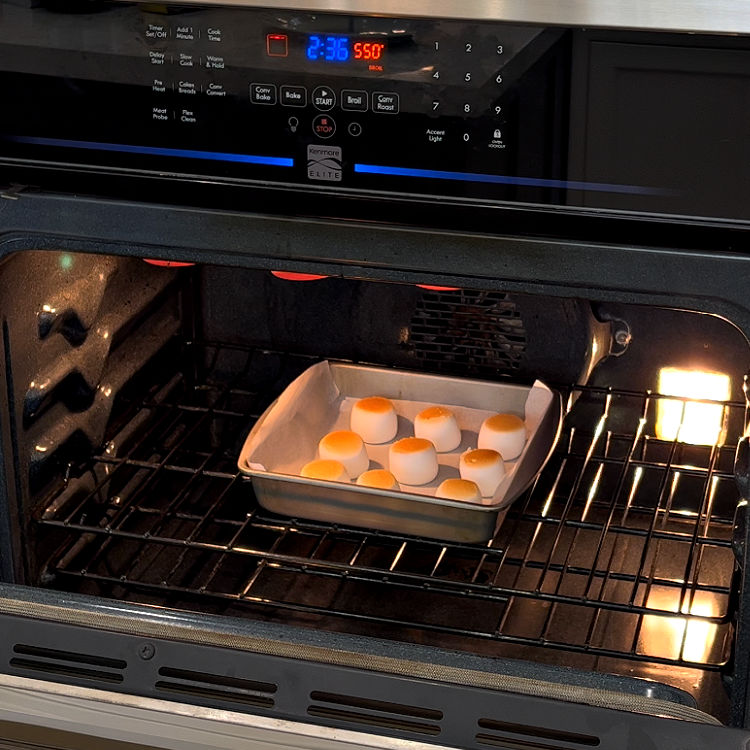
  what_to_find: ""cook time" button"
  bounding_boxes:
[373,92,399,114]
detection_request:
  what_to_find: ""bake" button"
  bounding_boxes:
[281,85,307,107]
[250,83,277,105]
[373,92,399,114]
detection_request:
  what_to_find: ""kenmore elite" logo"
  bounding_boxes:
[307,145,342,182]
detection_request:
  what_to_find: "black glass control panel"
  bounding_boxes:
[0,2,749,222]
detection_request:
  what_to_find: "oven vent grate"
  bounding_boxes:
[9,644,126,684]
[155,666,276,708]
[476,718,600,749]
[409,289,526,376]
[307,691,442,736]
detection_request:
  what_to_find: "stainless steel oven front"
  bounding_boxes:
[0,1,749,748]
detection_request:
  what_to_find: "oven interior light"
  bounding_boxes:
[656,368,731,446]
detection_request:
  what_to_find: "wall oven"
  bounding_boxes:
[0,1,750,747]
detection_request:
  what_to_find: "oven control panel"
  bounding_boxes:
[0,3,570,204]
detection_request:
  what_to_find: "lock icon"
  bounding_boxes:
[493,128,502,139]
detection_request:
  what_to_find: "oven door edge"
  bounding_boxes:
[0,584,729,727]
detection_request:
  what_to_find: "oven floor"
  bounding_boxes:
[34,341,740,722]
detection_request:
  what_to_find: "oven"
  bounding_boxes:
[0,1,749,748]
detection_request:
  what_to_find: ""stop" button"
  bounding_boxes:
[312,114,336,139]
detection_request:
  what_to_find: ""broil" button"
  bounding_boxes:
[373,92,399,114]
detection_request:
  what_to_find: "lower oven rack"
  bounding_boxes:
[36,340,741,677]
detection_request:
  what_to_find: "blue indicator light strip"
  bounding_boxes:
[354,163,669,196]
[6,136,294,168]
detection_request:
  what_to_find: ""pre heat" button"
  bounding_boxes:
[373,92,399,114]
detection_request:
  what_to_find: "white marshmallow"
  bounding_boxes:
[414,406,461,452]
[478,413,527,460]
[350,396,398,444]
[300,459,349,483]
[319,430,370,478]
[435,478,482,502]
[356,469,399,490]
[459,449,505,497]
[388,437,439,485]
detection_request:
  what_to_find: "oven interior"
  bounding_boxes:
[1,249,747,726]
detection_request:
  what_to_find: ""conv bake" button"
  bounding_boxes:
[250,83,277,105]
[373,92,399,114]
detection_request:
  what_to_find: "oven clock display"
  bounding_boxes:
[305,34,386,63]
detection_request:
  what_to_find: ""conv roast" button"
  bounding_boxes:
[373,92,399,114]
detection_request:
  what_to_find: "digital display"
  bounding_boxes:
[304,34,386,63]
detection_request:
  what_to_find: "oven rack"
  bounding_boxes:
[38,341,742,671]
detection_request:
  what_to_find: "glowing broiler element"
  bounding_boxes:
[656,368,731,445]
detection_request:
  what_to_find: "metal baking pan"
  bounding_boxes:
[238,362,562,543]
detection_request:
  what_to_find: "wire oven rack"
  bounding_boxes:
[37,341,743,672]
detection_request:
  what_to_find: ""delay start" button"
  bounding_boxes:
[373,92,399,114]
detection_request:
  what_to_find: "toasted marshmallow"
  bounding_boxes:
[356,469,399,490]
[459,449,505,497]
[300,459,349,483]
[478,413,527,460]
[350,396,398,444]
[414,406,461,452]
[436,478,482,502]
[319,430,370,478]
[389,437,439,485]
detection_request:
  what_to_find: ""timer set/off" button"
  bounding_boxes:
[312,86,336,111]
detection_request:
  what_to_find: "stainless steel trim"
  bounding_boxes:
[0,585,723,725]
[0,673,451,750]
[133,0,750,35]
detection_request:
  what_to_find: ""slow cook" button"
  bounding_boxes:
[373,92,399,114]
[250,83,277,105]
